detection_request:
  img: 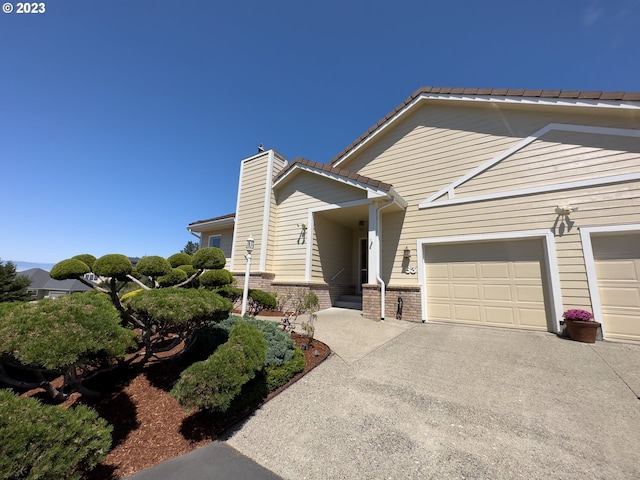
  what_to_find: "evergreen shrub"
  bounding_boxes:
[0,389,112,480]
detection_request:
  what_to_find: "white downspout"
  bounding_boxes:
[376,196,395,321]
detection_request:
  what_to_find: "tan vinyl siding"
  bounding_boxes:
[456,130,640,198]
[233,154,270,270]
[391,181,640,311]
[342,102,640,208]
[313,214,354,283]
[265,156,288,271]
[202,227,234,261]
[272,173,366,281]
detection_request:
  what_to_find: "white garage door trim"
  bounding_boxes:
[417,230,563,333]
[581,224,640,340]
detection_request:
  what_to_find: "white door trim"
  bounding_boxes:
[417,230,562,332]
[580,224,640,339]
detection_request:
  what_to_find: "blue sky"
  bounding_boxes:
[1,0,639,266]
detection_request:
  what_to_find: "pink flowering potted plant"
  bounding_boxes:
[563,309,600,343]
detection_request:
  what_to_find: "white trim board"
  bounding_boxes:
[580,223,640,340]
[419,123,640,209]
[416,230,563,333]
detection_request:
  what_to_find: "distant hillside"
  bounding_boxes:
[13,261,56,272]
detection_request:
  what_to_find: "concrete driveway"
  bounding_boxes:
[225,308,640,479]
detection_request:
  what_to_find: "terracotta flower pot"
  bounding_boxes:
[564,318,600,343]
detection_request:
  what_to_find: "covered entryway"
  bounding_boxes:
[424,238,550,330]
[591,232,640,342]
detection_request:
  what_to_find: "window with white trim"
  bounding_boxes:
[208,235,221,249]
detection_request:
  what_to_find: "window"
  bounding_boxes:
[208,235,221,249]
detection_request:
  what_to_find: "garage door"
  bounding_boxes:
[425,239,549,330]
[592,233,640,342]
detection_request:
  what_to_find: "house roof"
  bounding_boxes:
[273,157,392,192]
[329,86,640,167]
[20,268,91,293]
[188,212,236,227]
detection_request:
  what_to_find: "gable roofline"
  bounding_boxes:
[272,157,393,198]
[329,86,640,168]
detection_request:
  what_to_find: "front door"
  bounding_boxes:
[359,237,368,292]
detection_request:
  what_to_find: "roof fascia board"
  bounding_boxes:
[273,163,389,197]
[419,123,640,209]
[188,217,235,231]
[333,95,640,169]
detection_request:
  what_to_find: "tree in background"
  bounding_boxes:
[0,259,31,303]
[181,241,199,256]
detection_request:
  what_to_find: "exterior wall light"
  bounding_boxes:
[403,246,411,259]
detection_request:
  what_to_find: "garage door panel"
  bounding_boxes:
[513,262,542,279]
[425,239,549,331]
[454,304,481,322]
[453,284,480,300]
[515,285,544,302]
[481,263,509,279]
[597,260,638,281]
[485,306,515,325]
[483,284,512,301]
[593,232,640,341]
[452,263,477,279]
[600,286,640,308]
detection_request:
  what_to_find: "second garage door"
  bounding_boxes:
[425,238,550,331]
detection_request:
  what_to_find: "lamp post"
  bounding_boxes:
[240,234,254,316]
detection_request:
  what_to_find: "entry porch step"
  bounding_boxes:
[334,294,362,310]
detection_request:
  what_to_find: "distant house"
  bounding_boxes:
[20,268,91,299]
[187,87,640,342]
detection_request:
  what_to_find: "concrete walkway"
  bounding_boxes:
[130,308,640,479]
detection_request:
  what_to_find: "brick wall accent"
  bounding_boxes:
[362,284,423,323]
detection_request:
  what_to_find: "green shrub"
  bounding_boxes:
[92,254,132,279]
[192,247,226,270]
[215,285,242,302]
[167,252,192,268]
[0,389,112,480]
[264,347,305,391]
[219,316,295,366]
[199,269,234,288]
[157,268,188,287]
[171,322,267,413]
[0,292,137,371]
[71,254,96,271]
[136,256,172,278]
[50,259,90,280]
[248,289,276,315]
[177,264,197,277]
[123,288,232,328]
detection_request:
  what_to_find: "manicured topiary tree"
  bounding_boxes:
[0,389,112,480]
[49,248,235,366]
[0,293,137,399]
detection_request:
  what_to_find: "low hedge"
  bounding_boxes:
[0,389,112,480]
[171,322,267,413]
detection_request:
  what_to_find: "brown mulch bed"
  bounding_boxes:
[78,332,330,479]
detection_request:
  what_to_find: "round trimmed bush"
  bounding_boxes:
[136,256,172,278]
[192,247,226,270]
[157,268,188,287]
[177,264,197,277]
[249,289,276,312]
[71,254,96,271]
[50,259,90,280]
[167,253,192,268]
[123,288,232,327]
[0,389,112,480]
[93,254,132,279]
[199,269,234,288]
[215,285,243,302]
